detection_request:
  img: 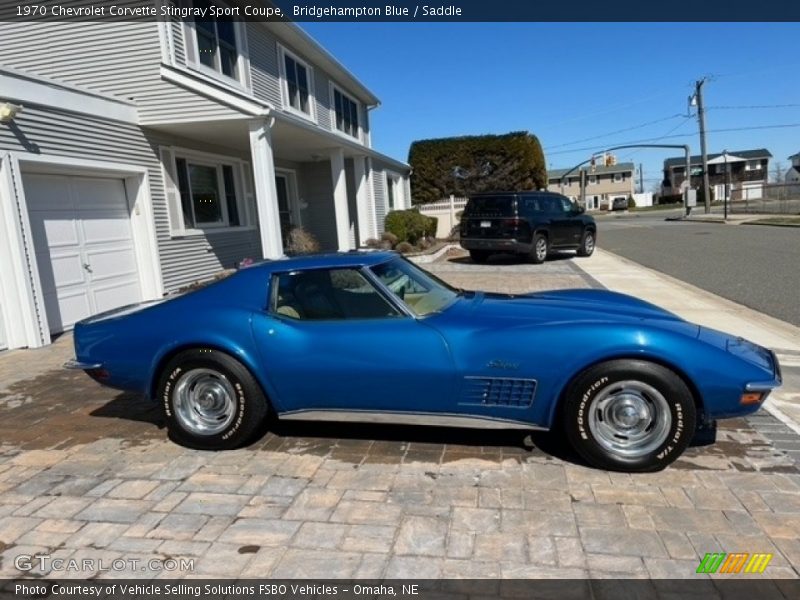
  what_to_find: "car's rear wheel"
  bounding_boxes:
[158,348,269,450]
[530,233,548,264]
[469,250,491,263]
[563,360,696,472]
[576,230,596,257]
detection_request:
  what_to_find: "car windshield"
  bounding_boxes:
[370,257,458,317]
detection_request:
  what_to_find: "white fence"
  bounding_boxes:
[418,195,469,238]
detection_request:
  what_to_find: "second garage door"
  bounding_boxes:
[24,173,143,334]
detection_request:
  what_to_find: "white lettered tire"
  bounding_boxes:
[563,360,696,472]
[158,348,269,450]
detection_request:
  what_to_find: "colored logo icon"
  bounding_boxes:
[696,552,773,574]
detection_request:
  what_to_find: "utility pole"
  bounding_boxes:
[694,78,712,214]
[639,163,644,193]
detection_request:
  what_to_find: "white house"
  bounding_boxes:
[787,152,800,183]
[0,6,411,351]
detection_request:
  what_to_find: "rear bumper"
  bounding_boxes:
[461,238,531,253]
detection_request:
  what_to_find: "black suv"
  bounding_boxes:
[460,191,596,264]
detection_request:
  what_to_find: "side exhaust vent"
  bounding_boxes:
[460,377,537,407]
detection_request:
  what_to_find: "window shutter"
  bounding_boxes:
[240,162,256,227]
[159,147,186,234]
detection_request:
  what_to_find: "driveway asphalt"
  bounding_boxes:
[0,251,799,581]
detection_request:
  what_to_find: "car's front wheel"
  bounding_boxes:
[563,360,696,472]
[158,348,269,450]
[576,229,596,257]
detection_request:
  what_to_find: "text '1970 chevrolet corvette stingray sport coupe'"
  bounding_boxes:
[66,251,781,472]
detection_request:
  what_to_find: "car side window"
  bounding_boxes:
[271,268,402,321]
[560,198,574,213]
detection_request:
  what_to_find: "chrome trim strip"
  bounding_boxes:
[63,360,102,370]
[745,382,781,392]
[278,409,546,431]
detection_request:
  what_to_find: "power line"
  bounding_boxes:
[546,122,800,156]
[543,114,684,150]
[620,117,694,160]
[708,103,800,110]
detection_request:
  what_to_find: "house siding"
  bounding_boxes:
[0,301,6,350]
[296,161,338,251]
[0,105,261,292]
[0,21,160,100]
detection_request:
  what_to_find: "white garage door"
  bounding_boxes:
[24,173,142,334]
[0,302,7,350]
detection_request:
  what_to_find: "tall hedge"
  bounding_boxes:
[408,131,547,205]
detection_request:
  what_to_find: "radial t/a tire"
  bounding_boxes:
[562,360,696,472]
[157,348,269,450]
[529,233,549,264]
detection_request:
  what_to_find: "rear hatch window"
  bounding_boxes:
[464,195,516,217]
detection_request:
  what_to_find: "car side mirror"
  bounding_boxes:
[574,205,585,215]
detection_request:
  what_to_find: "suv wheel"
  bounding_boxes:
[577,230,596,257]
[530,233,548,264]
[469,250,491,263]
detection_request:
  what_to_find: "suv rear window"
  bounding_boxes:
[464,195,516,217]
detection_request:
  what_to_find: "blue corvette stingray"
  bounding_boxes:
[66,251,781,471]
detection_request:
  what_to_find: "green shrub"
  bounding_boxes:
[627,196,636,209]
[409,131,547,204]
[384,210,435,244]
[363,238,381,249]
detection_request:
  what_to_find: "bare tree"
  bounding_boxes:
[771,161,786,183]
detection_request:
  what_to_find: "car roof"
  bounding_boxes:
[469,191,566,198]
[243,250,397,274]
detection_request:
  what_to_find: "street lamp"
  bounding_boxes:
[722,150,729,220]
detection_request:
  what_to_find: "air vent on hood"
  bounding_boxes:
[460,377,537,408]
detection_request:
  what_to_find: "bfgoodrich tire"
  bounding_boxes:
[576,229,596,257]
[158,348,269,450]
[563,360,696,472]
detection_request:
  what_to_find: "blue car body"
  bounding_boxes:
[69,251,781,432]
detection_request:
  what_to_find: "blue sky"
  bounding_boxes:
[302,22,800,190]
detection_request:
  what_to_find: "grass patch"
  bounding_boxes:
[743,216,800,227]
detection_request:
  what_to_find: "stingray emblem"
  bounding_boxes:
[487,360,520,370]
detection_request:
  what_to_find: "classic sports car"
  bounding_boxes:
[66,251,781,472]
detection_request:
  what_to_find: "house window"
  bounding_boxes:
[613,173,623,183]
[746,160,761,171]
[194,1,239,80]
[174,157,243,229]
[386,172,404,210]
[333,88,359,138]
[588,175,597,185]
[282,49,312,115]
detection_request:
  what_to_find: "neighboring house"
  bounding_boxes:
[546,162,635,210]
[786,152,800,183]
[662,149,771,200]
[0,6,411,351]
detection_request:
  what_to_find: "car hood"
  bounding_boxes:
[461,288,693,329]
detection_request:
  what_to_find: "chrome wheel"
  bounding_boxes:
[587,380,671,458]
[173,368,236,436]
[583,233,595,254]
[535,237,548,261]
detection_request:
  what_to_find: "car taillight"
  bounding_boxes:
[504,218,521,228]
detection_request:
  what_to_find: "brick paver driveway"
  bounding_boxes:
[1,251,799,580]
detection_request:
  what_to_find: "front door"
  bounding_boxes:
[275,172,299,245]
[251,267,457,415]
